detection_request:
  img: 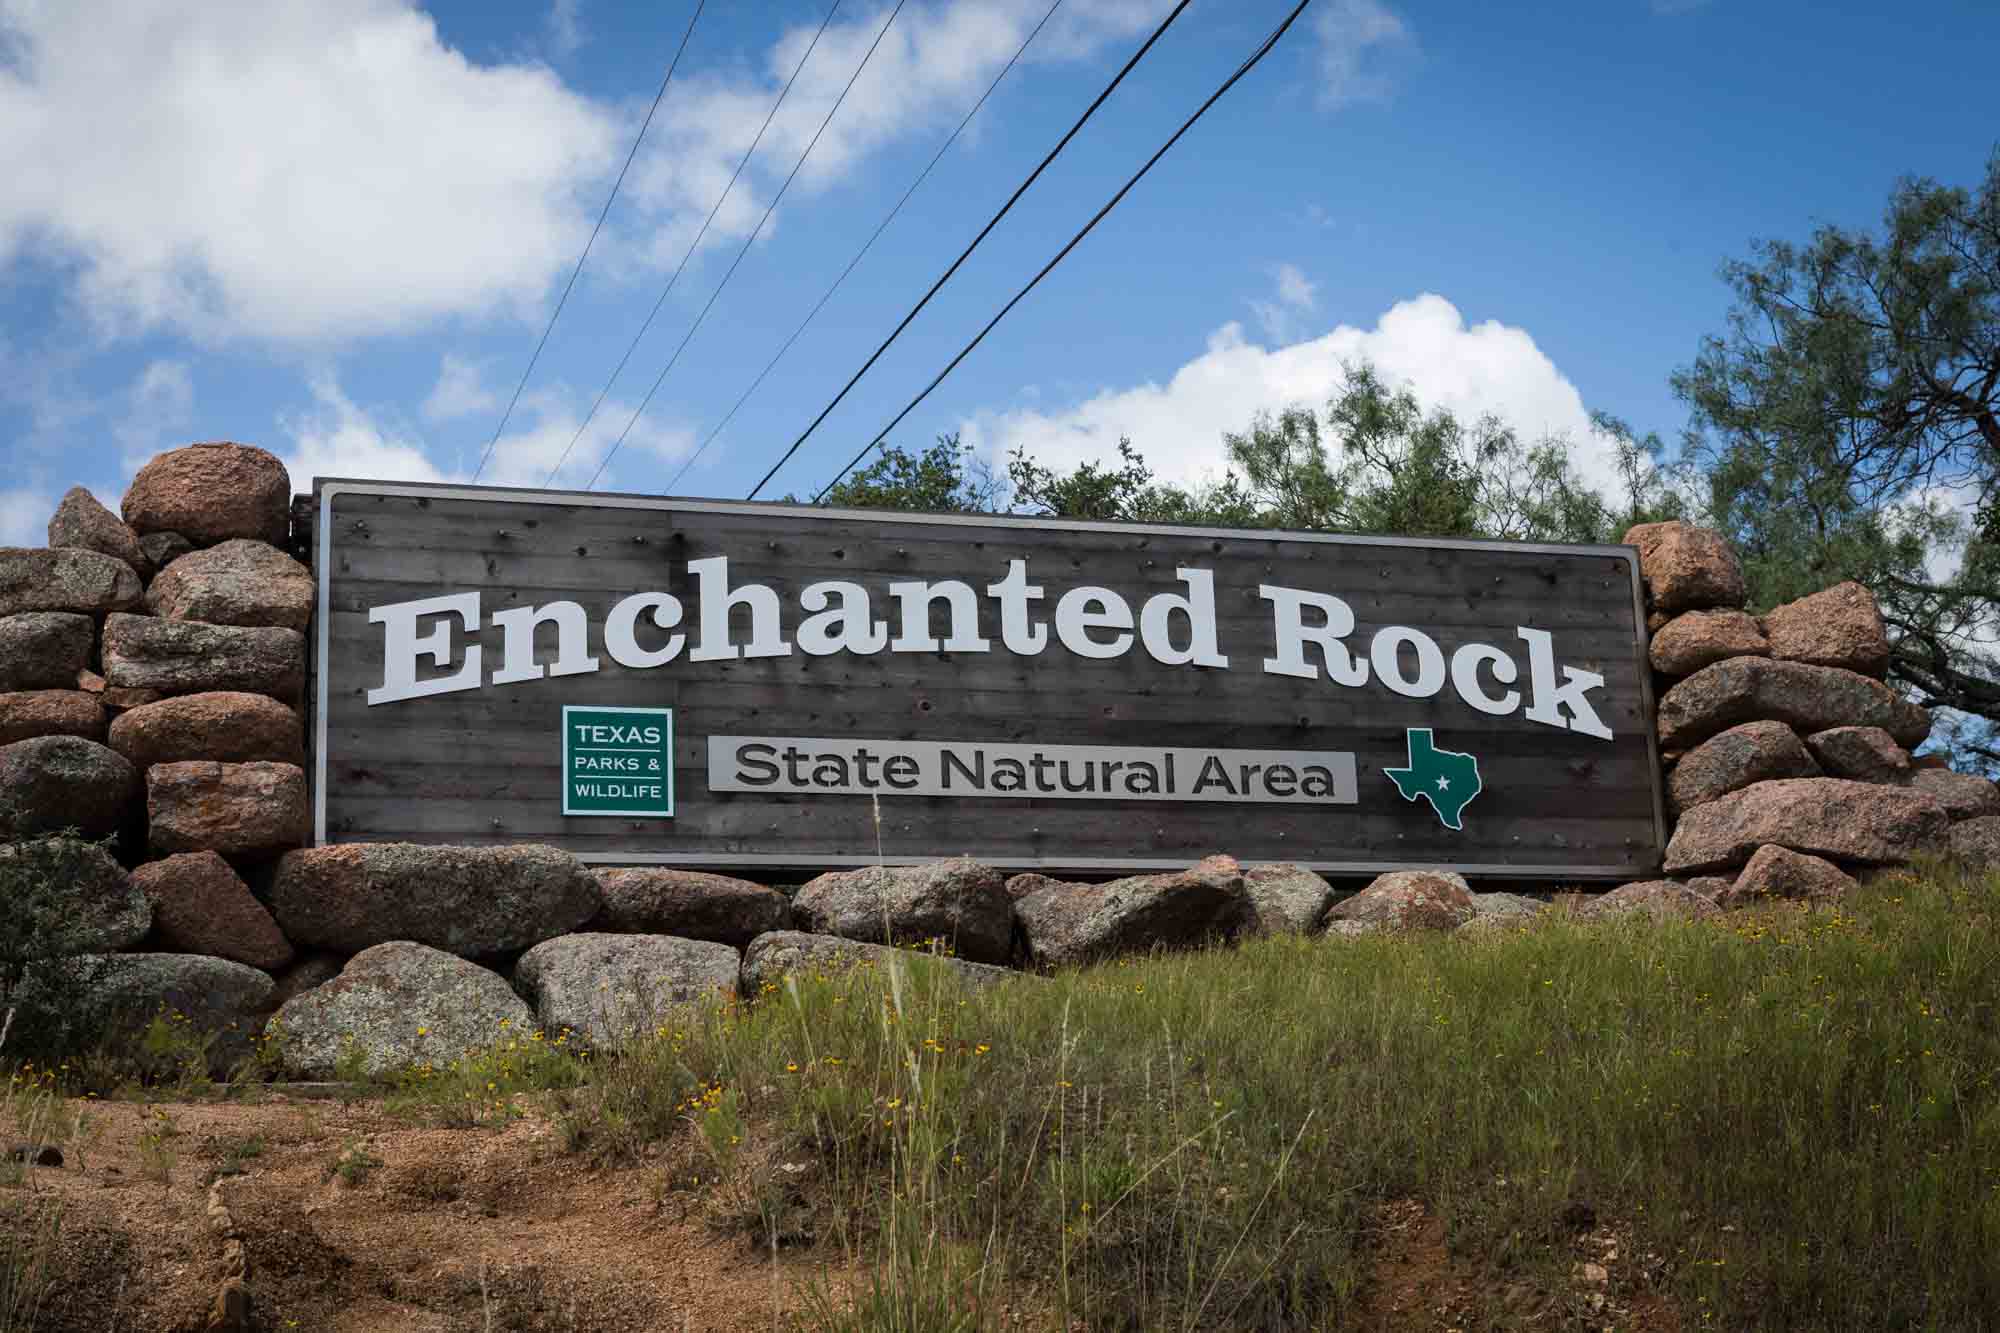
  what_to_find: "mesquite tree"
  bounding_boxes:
[1675,151,2000,744]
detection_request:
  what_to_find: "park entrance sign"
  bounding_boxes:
[312,481,1666,876]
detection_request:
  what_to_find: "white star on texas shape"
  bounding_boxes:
[1436,775,1451,790]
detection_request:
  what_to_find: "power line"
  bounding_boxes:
[543,0,844,487]
[583,0,910,491]
[810,0,1314,504]
[662,0,1065,496]
[472,1,705,485]
[742,0,1197,502]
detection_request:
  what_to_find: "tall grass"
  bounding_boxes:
[0,1023,91,1333]
[0,1190,63,1333]
[504,862,2000,1328]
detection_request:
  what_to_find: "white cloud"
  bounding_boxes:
[547,0,584,56]
[0,487,52,546]
[1311,0,1415,107]
[1251,263,1318,341]
[0,0,621,341]
[1274,263,1317,310]
[277,373,693,493]
[0,1,1190,345]
[1893,481,1983,587]
[278,375,453,487]
[479,391,696,490]
[612,1,1176,272]
[964,293,1632,501]
[115,359,195,462]
[421,355,499,424]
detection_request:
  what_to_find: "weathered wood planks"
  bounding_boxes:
[313,481,1666,877]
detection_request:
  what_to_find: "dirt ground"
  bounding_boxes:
[3,1097,1686,1333]
[6,1095,839,1332]
[1351,1198,1681,1333]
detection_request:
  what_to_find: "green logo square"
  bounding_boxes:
[561,706,675,818]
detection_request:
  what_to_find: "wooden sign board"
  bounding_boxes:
[312,481,1666,878]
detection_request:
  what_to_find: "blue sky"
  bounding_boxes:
[3,0,1997,540]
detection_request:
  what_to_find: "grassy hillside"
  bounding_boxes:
[367,861,2000,1330]
[8,863,2000,1329]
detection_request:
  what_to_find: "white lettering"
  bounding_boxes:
[604,592,685,670]
[1054,586,1134,659]
[1139,568,1228,668]
[1518,627,1613,740]
[1258,585,1368,686]
[1450,641,1520,716]
[798,581,888,656]
[985,559,1048,655]
[1369,625,1446,698]
[689,556,792,662]
[356,560,1628,744]
[888,580,990,653]
[367,592,482,705]
[491,599,600,685]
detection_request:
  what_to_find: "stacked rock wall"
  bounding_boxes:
[264,851,1442,1077]
[0,443,313,1038]
[1623,519,1995,907]
[6,446,2000,1077]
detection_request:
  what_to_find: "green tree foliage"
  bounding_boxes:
[1006,438,1259,525]
[1674,151,2000,734]
[1223,363,1681,542]
[818,360,1668,545]
[814,432,1001,514]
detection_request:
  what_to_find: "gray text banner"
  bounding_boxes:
[707,735,1358,805]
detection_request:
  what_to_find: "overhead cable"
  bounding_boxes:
[661,0,1066,496]
[583,0,909,491]
[809,0,1315,504]
[543,0,844,487]
[742,0,1197,501]
[472,0,705,484]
